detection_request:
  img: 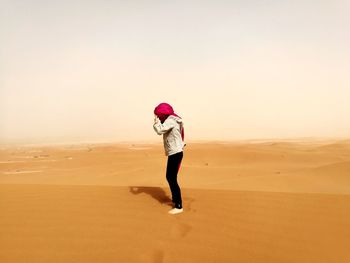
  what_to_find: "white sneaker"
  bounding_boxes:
[168,208,184,215]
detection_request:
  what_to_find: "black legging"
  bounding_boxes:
[166,151,183,209]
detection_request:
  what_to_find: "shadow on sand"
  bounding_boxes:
[129,186,172,207]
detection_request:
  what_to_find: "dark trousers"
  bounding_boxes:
[166,151,183,209]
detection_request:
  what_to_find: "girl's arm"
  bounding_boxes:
[153,117,175,135]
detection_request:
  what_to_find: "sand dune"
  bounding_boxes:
[1,141,350,262]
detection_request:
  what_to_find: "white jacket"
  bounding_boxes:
[153,115,185,156]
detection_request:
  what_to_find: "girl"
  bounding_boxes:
[153,103,185,215]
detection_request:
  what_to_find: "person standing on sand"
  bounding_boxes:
[153,103,185,215]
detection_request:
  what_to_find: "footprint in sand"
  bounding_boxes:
[184,197,195,212]
[170,223,192,238]
[153,249,164,263]
[139,248,164,263]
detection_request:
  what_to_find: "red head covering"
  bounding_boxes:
[154,102,184,141]
[154,103,178,122]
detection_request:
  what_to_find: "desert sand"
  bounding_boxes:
[1,140,350,262]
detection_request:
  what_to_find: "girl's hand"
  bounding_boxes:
[154,115,159,124]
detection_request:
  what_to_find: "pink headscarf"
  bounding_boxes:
[154,102,184,141]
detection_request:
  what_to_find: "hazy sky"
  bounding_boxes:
[1,0,350,143]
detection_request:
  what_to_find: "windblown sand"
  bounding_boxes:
[1,140,350,262]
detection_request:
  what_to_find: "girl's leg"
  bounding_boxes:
[166,152,183,209]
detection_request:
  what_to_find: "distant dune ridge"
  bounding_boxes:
[1,140,350,262]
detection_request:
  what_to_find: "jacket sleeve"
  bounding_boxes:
[153,118,175,135]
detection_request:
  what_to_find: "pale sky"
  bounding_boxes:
[1,0,350,144]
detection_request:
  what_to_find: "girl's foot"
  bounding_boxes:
[168,208,184,215]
